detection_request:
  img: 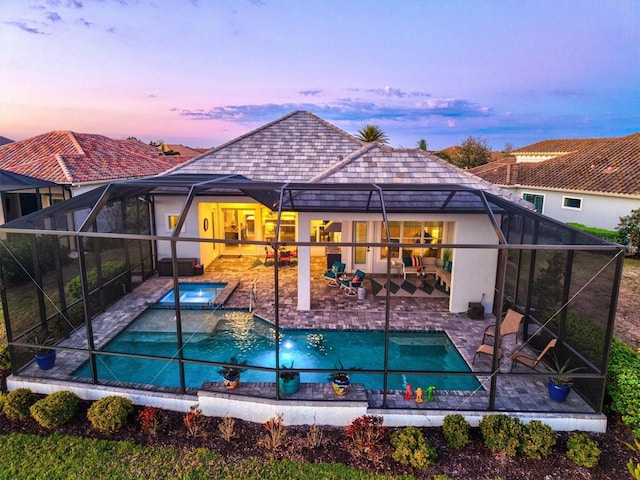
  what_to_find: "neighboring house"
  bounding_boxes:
[0,131,188,218]
[158,143,210,161]
[469,134,640,231]
[0,170,59,224]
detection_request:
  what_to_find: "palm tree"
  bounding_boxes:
[356,125,389,144]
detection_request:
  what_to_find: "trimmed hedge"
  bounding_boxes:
[2,388,35,420]
[30,391,80,429]
[567,223,624,244]
[607,339,640,437]
[87,395,133,433]
[66,260,126,299]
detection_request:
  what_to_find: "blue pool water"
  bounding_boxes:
[74,310,480,391]
[158,283,226,305]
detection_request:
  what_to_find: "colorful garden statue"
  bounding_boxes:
[425,385,436,401]
[403,383,412,400]
[415,387,423,403]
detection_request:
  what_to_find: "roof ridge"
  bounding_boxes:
[65,132,86,155]
[308,142,380,183]
[54,154,74,183]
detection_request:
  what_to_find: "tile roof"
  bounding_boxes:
[167,111,364,182]
[470,133,640,196]
[167,110,531,208]
[0,131,187,185]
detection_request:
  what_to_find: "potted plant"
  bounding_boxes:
[328,360,354,396]
[278,362,300,395]
[548,355,582,402]
[217,356,247,390]
[26,328,56,370]
[441,249,452,272]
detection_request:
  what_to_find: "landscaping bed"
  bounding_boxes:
[0,399,635,479]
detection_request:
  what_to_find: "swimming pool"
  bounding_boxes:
[158,282,226,305]
[74,309,480,391]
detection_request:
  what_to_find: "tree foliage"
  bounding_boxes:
[356,125,389,144]
[617,208,640,247]
[453,136,492,168]
[417,139,428,150]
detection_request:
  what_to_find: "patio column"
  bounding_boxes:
[297,215,311,310]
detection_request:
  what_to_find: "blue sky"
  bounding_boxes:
[1,0,639,150]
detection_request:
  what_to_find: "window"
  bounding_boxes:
[562,196,582,210]
[523,193,544,213]
[380,221,443,259]
[262,211,296,242]
[167,215,179,230]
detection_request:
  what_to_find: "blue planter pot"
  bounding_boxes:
[548,379,571,402]
[34,350,56,370]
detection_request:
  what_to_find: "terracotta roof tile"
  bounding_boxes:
[0,131,188,184]
[470,133,640,196]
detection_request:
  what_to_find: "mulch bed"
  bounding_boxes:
[0,400,634,479]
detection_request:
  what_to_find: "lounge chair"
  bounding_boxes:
[323,261,346,287]
[510,338,557,372]
[340,269,366,296]
[482,309,524,345]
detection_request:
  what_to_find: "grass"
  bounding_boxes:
[0,433,413,480]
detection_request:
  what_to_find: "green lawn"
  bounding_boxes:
[0,433,412,480]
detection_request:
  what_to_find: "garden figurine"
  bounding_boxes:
[415,387,423,403]
[403,383,412,400]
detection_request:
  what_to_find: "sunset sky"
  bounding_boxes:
[1,0,639,150]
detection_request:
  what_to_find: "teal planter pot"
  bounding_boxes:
[279,374,300,395]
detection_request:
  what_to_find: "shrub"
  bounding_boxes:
[66,260,126,299]
[306,421,323,448]
[442,414,472,449]
[479,414,523,457]
[627,438,640,480]
[520,420,556,459]
[137,406,164,436]
[30,391,80,429]
[0,343,10,372]
[390,426,437,469]
[218,415,236,442]
[184,403,204,438]
[345,414,388,456]
[259,414,287,452]
[87,395,133,433]
[567,222,624,244]
[2,388,35,420]
[0,235,71,285]
[566,432,600,468]
[607,339,640,437]
[0,392,5,412]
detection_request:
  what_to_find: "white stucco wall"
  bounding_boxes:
[510,187,638,231]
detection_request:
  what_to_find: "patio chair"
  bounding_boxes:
[472,343,504,364]
[278,249,292,266]
[323,261,346,287]
[510,338,557,372]
[482,309,524,345]
[340,269,366,296]
[264,247,275,265]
